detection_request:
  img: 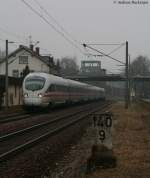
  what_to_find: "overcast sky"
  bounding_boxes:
[0,0,150,73]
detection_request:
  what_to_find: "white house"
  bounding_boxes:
[0,45,59,108]
[0,45,58,77]
[0,76,22,108]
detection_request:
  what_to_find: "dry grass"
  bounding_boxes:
[87,102,150,178]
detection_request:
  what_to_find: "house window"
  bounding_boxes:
[19,56,28,64]
[12,70,19,77]
[30,70,34,73]
[10,93,14,105]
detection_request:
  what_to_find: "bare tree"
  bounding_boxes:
[55,59,61,76]
[0,49,5,60]
[60,56,79,76]
[130,55,150,98]
[20,65,30,79]
[130,56,150,76]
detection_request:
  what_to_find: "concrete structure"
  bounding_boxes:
[79,60,106,89]
[80,60,106,76]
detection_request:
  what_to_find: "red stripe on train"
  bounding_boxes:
[43,92,96,97]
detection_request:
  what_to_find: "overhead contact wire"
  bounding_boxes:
[21,0,85,55]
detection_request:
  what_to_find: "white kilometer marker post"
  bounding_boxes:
[93,112,113,150]
[87,112,116,169]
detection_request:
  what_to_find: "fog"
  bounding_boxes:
[0,0,150,73]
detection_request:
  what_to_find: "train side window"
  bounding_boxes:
[47,85,51,92]
[55,85,61,92]
[70,87,73,92]
[62,85,66,92]
[63,86,66,92]
[57,85,66,92]
[73,87,75,93]
[72,87,75,93]
[49,84,55,92]
[61,85,63,92]
[68,86,71,92]
[55,85,58,91]
[58,85,61,92]
[69,87,72,92]
[60,85,63,92]
[57,85,61,92]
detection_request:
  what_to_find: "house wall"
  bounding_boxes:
[2,84,23,107]
[0,49,50,77]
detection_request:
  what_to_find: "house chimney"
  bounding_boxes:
[35,47,40,55]
[19,45,23,48]
[30,44,34,51]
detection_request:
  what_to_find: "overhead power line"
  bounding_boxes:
[86,43,125,46]
[33,0,80,45]
[21,0,84,55]
[107,43,125,56]
[84,43,125,57]
[83,43,125,65]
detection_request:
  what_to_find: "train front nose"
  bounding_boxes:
[23,75,46,107]
[23,92,42,106]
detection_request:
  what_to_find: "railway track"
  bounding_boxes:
[0,107,71,124]
[0,113,31,124]
[0,102,103,124]
[0,102,105,137]
[0,101,110,163]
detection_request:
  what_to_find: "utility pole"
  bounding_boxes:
[5,40,8,109]
[125,41,129,109]
[83,42,129,107]
[128,54,131,106]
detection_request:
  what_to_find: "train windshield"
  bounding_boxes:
[25,76,45,91]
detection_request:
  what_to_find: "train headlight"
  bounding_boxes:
[24,93,28,98]
[38,93,43,98]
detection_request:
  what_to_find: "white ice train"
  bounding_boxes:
[22,72,105,107]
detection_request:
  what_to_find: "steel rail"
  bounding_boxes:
[0,103,106,142]
[0,114,31,124]
[0,103,110,162]
[0,102,102,124]
[0,112,27,119]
